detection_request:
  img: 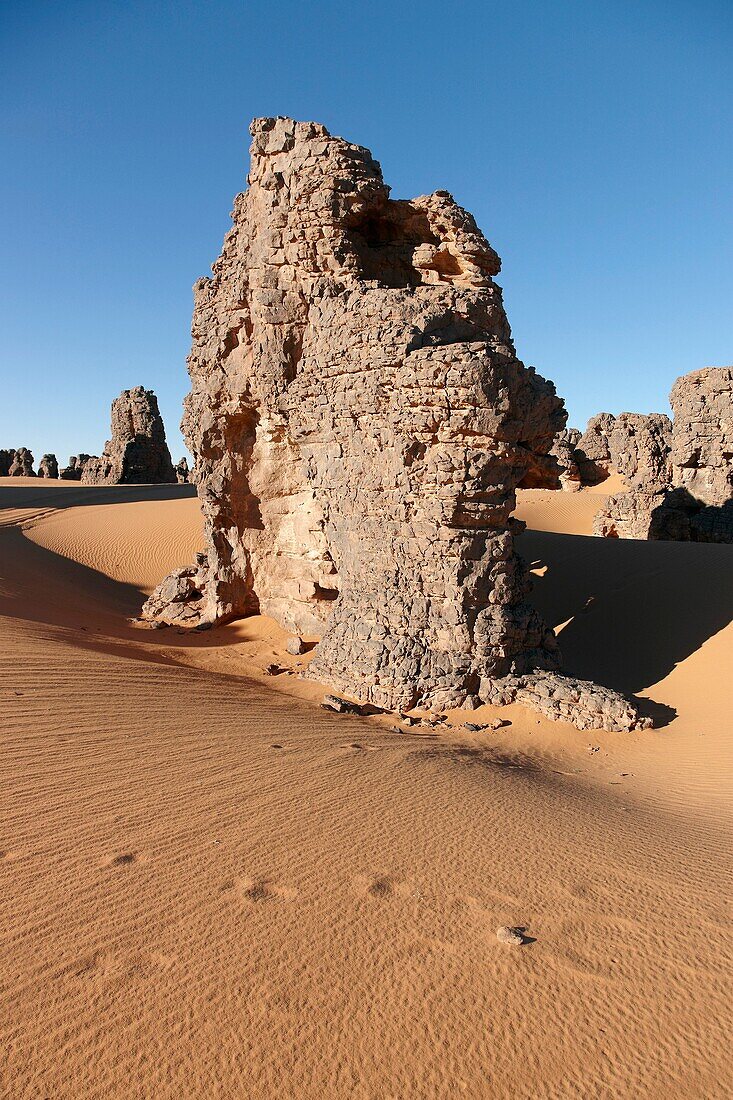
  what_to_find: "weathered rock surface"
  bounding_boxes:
[574,413,616,485]
[595,368,732,542]
[606,413,672,490]
[175,457,190,483]
[59,454,93,480]
[82,387,176,485]
[143,116,649,731]
[520,427,585,491]
[535,412,668,492]
[481,671,652,731]
[669,367,732,507]
[0,450,15,476]
[8,448,35,476]
[37,454,59,479]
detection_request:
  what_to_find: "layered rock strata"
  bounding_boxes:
[82,387,176,485]
[8,448,34,476]
[144,116,649,729]
[37,454,59,479]
[595,369,732,542]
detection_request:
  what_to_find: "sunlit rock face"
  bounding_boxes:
[81,387,176,485]
[594,369,732,543]
[143,116,569,711]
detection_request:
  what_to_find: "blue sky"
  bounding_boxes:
[1,0,731,465]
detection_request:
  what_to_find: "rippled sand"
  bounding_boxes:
[1,477,731,1099]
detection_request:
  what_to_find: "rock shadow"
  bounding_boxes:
[519,529,733,697]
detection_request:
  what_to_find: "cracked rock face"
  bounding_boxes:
[81,387,175,485]
[8,448,34,476]
[38,454,59,479]
[143,117,649,729]
[594,369,732,542]
[669,367,732,507]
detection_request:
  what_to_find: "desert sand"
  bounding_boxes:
[1,476,731,1098]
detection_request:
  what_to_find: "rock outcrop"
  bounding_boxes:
[520,427,586,491]
[8,448,35,476]
[595,369,732,542]
[0,449,15,476]
[670,367,732,506]
[143,117,649,730]
[81,387,176,485]
[59,455,92,480]
[573,413,616,485]
[37,454,59,479]
[605,413,672,490]
[175,457,190,483]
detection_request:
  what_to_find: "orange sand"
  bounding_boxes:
[1,477,731,1099]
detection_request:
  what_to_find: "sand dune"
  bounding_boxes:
[1,478,731,1099]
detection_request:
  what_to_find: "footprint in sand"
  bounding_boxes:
[354,873,412,900]
[106,851,142,868]
[223,876,298,902]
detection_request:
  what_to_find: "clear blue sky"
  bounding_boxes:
[1,0,731,465]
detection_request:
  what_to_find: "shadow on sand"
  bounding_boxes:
[520,529,733,697]
[0,481,196,513]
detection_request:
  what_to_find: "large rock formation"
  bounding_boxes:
[37,454,59,479]
[595,368,732,542]
[175,457,190,484]
[8,448,35,476]
[573,413,616,485]
[143,117,649,729]
[81,387,175,485]
[519,427,584,491]
[59,454,92,480]
[670,367,732,506]
[0,449,15,476]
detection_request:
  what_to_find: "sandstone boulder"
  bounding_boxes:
[8,448,34,476]
[175,457,190,484]
[82,387,176,485]
[37,454,59,479]
[143,117,648,730]
[0,450,15,476]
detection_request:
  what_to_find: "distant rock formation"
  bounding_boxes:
[605,413,672,490]
[59,455,93,481]
[37,454,59,479]
[175,457,190,483]
[0,449,15,476]
[573,413,616,485]
[8,448,35,476]
[81,387,176,485]
[670,367,732,506]
[143,118,650,731]
[594,368,732,542]
[537,411,673,495]
[519,427,583,491]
